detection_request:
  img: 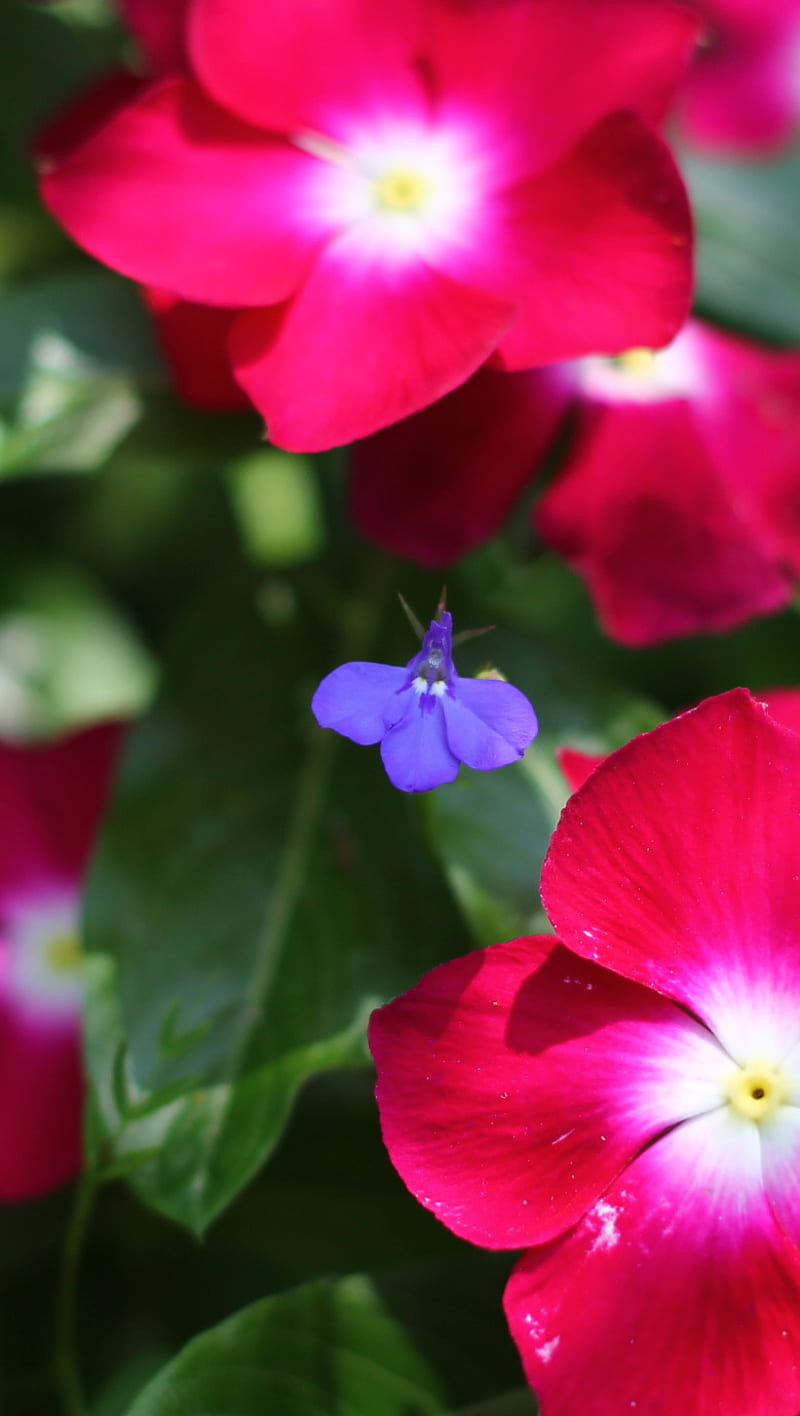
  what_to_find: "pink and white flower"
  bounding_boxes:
[535,321,800,644]
[350,320,800,644]
[0,723,123,1201]
[39,0,698,450]
[371,689,800,1416]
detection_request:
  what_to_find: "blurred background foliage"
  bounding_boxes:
[3,1,800,1414]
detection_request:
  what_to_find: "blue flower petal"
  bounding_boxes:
[312,662,408,745]
[442,678,538,770]
[380,696,460,793]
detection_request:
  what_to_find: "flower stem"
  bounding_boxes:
[54,1173,96,1416]
[238,549,395,1065]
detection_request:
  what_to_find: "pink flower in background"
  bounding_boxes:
[679,0,800,152]
[753,684,800,733]
[350,364,573,566]
[555,744,606,794]
[40,0,697,450]
[141,291,249,412]
[0,723,123,1201]
[348,320,800,645]
[371,689,800,1416]
[535,321,800,644]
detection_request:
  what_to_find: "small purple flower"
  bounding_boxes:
[312,610,538,792]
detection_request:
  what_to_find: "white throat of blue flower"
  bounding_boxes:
[413,674,447,696]
[407,613,456,701]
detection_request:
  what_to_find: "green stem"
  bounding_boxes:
[54,1173,96,1416]
[228,548,396,1080]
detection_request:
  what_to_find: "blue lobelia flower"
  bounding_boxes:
[312,609,537,792]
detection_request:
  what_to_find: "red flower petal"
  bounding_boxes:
[541,689,800,1061]
[229,244,515,451]
[679,3,800,152]
[505,1110,800,1416]
[189,0,426,135]
[439,113,693,369]
[0,1009,83,1200]
[143,289,249,411]
[0,723,123,896]
[758,687,800,736]
[371,937,729,1250]
[350,365,573,566]
[534,397,790,645]
[556,747,605,794]
[35,69,144,166]
[697,337,800,585]
[759,1098,800,1253]
[429,0,699,173]
[41,78,333,307]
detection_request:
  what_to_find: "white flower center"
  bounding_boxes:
[580,327,711,404]
[6,896,85,1017]
[373,166,432,213]
[295,118,487,260]
[725,1057,791,1122]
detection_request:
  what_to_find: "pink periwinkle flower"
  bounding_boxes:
[353,320,800,645]
[0,723,123,1201]
[350,363,574,567]
[371,688,800,1416]
[534,321,800,644]
[678,0,800,152]
[39,0,698,451]
[312,608,537,793]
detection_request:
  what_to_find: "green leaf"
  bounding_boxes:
[0,0,122,206]
[0,558,154,735]
[0,272,159,402]
[686,146,800,344]
[427,624,663,944]
[83,574,470,1230]
[91,1351,172,1416]
[124,1276,444,1416]
[0,272,163,476]
[226,451,324,566]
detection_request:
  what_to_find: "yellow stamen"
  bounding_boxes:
[616,347,657,377]
[374,168,431,212]
[46,931,83,974]
[726,1059,789,1122]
